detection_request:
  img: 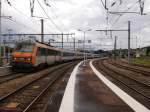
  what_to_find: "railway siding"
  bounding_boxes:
[23,62,77,112]
[114,59,150,76]
[93,58,150,109]
[0,61,78,112]
[0,62,71,101]
[105,60,150,86]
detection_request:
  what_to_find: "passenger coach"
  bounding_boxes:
[11,40,86,70]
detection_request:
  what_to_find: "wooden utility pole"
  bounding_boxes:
[41,19,44,42]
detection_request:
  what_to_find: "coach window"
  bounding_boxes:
[52,50,55,55]
[56,51,61,56]
[48,49,50,55]
[56,51,58,55]
[63,52,67,56]
[49,50,53,55]
[51,50,56,55]
[45,49,47,55]
[37,47,41,56]
[41,48,46,56]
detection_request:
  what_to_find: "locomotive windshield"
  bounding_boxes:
[15,43,34,52]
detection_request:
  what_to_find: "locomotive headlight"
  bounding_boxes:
[14,57,17,60]
[26,58,31,61]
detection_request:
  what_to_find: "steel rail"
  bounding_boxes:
[119,59,150,69]
[23,63,76,112]
[94,59,150,100]
[104,60,150,87]
[0,62,73,102]
[0,73,27,84]
[109,59,150,76]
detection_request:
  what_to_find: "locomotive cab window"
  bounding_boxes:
[16,43,34,52]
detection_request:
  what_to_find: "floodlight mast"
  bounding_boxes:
[78,29,92,66]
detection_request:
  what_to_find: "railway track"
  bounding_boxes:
[93,59,150,109]
[120,59,150,69]
[0,66,56,85]
[0,66,12,77]
[105,59,150,86]
[0,61,78,112]
[23,62,77,112]
[0,72,27,84]
[0,72,13,77]
[109,59,150,76]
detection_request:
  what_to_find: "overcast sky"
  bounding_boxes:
[2,0,150,50]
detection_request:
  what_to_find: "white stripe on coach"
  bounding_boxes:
[90,60,150,112]
[59,61,82,112]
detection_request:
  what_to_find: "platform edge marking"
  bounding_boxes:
[59,61,82,112]
[90,60,150,112]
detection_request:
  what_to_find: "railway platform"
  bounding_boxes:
[59,59,150,112]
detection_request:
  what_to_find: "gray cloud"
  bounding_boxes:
[1,0,150,50]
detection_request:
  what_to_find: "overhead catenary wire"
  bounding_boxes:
[44,0,51,7]
[111,0,147,29]
[5,0,55,34]
[100,0,143,29]
[6,0,29,18]
[100,0,106,10]
[6,0,33,19]
[108,0,125,23]
[138,0,146,15]
[133,20,150,32]
[110,0,139,28]
[111,1,138,26]
[5,0,40,30]
[99,0,126,35]
[36,0,63,33]
[30,0,35,17]
[7,17,39,33]
[99,0,109,35]
[45,2,66,29]
[35,0,67,32]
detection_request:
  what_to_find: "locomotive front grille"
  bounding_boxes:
[17,58,25,60]
[13,57,32,61]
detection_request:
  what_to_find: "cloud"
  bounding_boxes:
[2,0,150,50]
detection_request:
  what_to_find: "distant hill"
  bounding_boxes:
[94,49,105,54]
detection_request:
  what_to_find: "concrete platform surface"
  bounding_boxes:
[59,60,138,112]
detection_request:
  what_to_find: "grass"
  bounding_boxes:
[132,57,150,66]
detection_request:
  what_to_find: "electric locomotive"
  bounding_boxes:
[11,39,82,71]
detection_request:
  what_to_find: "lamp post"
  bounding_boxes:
[78,29,92,66]
[70,34,76,51]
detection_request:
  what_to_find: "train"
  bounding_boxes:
[11,39,99,71]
